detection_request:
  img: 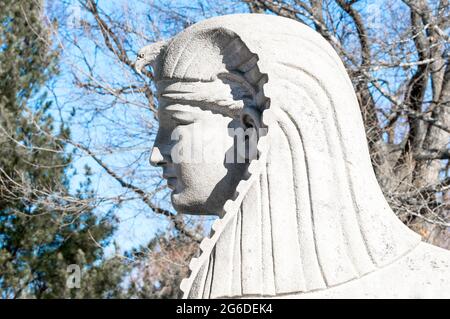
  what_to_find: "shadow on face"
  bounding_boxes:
[150,76,263,216]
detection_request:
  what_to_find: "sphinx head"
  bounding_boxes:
[138,28,268,215]
[136,15,422,297]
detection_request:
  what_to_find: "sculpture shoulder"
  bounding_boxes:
[282,243,450,299]
[401,242,450,289]
[372,242,450,298]
[407,242,450,269]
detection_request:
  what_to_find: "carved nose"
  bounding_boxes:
[150,146,165,167]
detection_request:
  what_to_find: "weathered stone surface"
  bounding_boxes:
[135,14,450,299]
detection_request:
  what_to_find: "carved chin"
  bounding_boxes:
[171,192,201,214]
[171,192,220,216]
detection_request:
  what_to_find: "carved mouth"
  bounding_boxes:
[162,168,177,190]
[166,177,177,190]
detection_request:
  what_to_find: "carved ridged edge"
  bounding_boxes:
[180,108,273,298]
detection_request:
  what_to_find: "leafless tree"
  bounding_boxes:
[37,0,449,296]
[244,0,449,247]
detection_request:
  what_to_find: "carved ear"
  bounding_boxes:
[135,40,168,75]
[236,106,263,162]
[240,105,262,130]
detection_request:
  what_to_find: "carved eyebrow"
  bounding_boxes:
[157,79,250,108]
[159,95,243,119]
[160,95,215,109]
[163,104,204,114]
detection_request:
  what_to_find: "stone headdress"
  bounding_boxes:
[136,14,421,298]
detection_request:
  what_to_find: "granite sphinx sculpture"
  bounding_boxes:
[135,14,450,298]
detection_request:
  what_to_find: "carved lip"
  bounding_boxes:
[162,167,176,179]
[162,172,174,179]
[162,167,177,190]
[166,177,177,190]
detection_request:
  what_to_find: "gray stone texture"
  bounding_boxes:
[136,14,450,299]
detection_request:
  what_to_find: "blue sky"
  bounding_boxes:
[45,0,248,254]
[44,0,436,254]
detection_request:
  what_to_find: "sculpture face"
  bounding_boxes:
[150,96,248,215]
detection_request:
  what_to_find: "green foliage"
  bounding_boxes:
[0,0,126,298]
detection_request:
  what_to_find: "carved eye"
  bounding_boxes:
[172,116,194,126]
[171,112,195,126]
[138,52,145,59]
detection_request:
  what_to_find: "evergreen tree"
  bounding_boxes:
[0,0,125,298]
